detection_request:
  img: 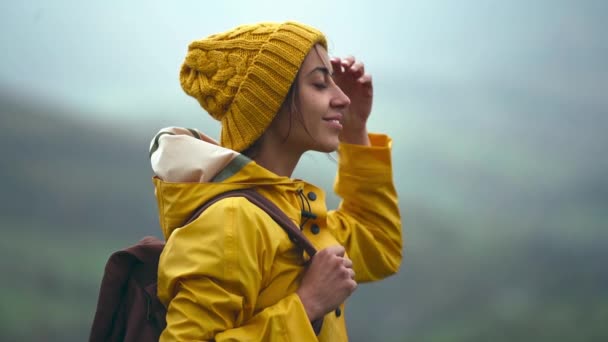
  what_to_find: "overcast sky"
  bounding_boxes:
[1,0,605,126]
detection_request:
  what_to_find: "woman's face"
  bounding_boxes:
[269,44,351,154]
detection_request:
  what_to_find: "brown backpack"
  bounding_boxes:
[89,188,318,342]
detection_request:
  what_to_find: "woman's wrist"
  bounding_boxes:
[340,128,370,146]
[296,290,322,321]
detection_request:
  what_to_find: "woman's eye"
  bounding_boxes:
[313,83,328,89]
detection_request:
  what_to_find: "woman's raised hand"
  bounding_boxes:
[331,56,373,146]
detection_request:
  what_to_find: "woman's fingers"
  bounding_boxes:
[341,257,356,279]
[358,73,372,84]
[358,73,373,96]
[332,57,368,85]
[331,56,360,75]
[341,56,355,69]
[350,62,365,78]
[330,57,343,74]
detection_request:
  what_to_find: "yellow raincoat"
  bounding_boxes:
[150,127,402,341]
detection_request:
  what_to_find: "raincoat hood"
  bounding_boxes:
[149,127,302,239]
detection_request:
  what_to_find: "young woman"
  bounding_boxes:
[149,21,403,341]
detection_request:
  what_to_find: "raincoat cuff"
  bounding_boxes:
[338,133,392,171]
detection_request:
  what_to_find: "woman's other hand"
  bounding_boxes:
[296,245,357,321]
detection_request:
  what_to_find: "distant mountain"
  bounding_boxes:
[0,92,159,239]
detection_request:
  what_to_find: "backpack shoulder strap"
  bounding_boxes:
[184,188,317,257]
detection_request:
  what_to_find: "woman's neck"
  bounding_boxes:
[252,138,303,178]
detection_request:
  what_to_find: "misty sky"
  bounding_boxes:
[1,0,605,126]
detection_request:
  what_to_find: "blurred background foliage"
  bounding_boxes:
[1,1,607,341]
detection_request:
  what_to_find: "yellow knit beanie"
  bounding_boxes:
[180,21,327,152]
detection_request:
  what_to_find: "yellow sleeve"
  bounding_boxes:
[157,198,318,341]
[327,133,403,282]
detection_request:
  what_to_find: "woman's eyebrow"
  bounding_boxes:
[305,66,334,77]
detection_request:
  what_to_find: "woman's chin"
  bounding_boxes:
[313,140,340,153]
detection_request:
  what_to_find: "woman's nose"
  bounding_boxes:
[331,86,351,108]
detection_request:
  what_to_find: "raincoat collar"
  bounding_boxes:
[149,127,307,239]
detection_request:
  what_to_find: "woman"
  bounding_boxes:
[150,21,403,341]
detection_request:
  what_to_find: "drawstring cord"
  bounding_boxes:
[297,189,316,229]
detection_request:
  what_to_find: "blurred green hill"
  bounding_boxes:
[1,82,607,341]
